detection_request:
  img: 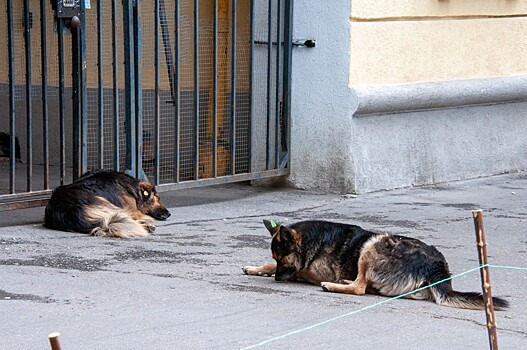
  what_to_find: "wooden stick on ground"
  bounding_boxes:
[48,332,62,350]
[472,209,499,350]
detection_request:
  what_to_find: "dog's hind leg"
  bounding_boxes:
[242,263,276,277]
[320,239,377,295]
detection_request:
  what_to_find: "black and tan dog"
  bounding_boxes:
[243,220,509,310]
[44,170,170,238]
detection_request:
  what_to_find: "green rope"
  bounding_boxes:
[241,263,524,349]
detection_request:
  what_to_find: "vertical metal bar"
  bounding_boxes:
[274,0,281,169]
[7,0,16,193]
[112,0,120,170]
[154,0,160,185]
[71,2,87,180]
[193,0,199,180]
[23,0,33,191]
[159,0,176,106]
[248,0,254,173]
[265,0,272,170]
[281,0,293,167]
[174,0,180,182]
[57,19,66,184]
[134,0,144,178]
[212,0,218,178]
[97,0,104,168]
[80,1,88,175]
[230,0,237,175]
[123,0,136,175]
[72,22,80,179]
[41,0,49,189]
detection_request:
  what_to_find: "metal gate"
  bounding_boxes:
[0,0,292,210]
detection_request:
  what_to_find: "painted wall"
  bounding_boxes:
[289,0,527,193]
[287,0,356,192]
[349,0,527,85]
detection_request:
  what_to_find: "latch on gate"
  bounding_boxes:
[51,0,81,19]
[292,39,316,48]
[254,38,316,48]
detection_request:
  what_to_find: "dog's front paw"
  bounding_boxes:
[138,220,156,233]
[242,263,276,277]
[242,265,263,276]
[321,281,335,292]
[242,265,274,277]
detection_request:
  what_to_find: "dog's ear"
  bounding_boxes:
[263,219,280,236]
[279,226,301,247]
[139,182,154,199]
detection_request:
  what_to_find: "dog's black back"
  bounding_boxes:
[0,132,21,160]
[285,221,376,280]
[45,171,141,233]
[44,170,170,237]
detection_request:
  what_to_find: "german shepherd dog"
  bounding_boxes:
[44,170,171,238]
[243,220,509,310]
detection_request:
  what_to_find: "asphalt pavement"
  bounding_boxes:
[1,173,526,349]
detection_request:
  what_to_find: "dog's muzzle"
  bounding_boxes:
[150,207,171,220]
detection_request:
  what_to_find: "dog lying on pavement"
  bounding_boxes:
[243,219,509,310]
[44,170,170,238]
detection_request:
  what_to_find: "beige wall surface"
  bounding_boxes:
[349,1,527,86]
[352,0,527,19]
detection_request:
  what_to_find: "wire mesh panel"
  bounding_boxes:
[84,0,127,172]
[131,0,291,190]
[0,0,75,209]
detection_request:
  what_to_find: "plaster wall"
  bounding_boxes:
[351,77,527,192]
[288,0,527,193]
[287,0,356,192]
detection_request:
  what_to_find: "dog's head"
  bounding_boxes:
[137,182,171,220]
[263,219,302,282]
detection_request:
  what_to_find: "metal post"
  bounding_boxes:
[248,0,254,173]
[7,0,16,193]
[123,0,136,176]
[57,18,66,184]
[72,20,81,179]
[213,0,218,178]
[134,0,144,178]
[472,209,499,350]
[112,0,120,170]
[230,0,237,175]
[265,0,272,170]
[79,1,87,175]
[193,0,200,180]
[175,0,181,182]
[23,0,33,191]
[97,0,104,169]
[41,0,49,189]
[281,0,293,168]
[154,0,160,185]
[274,0,282,167]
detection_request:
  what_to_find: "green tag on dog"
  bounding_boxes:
[270,220,277,228]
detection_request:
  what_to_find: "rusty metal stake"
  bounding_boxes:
[472,209,499,350]
[48,332,62,350]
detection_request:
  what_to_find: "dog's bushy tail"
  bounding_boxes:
[430,282,509,310]
[84,197,152,238]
